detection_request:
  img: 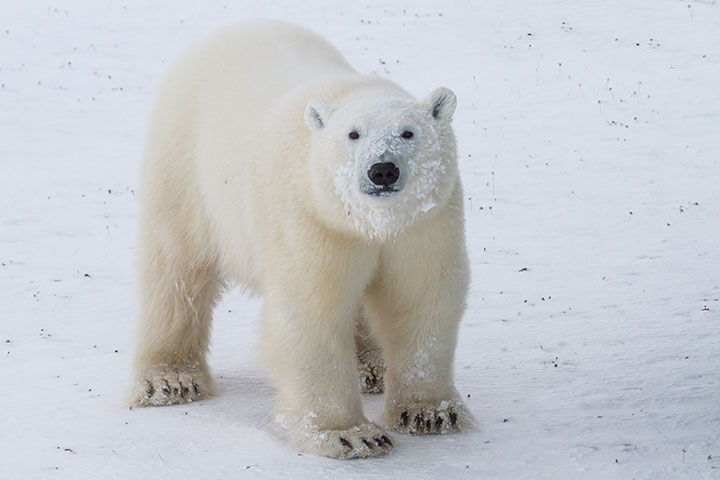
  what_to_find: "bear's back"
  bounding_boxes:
[172,21,356,110]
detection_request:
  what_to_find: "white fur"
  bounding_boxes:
[130,20,474,459]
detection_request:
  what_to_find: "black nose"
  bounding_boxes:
[368,162,400,187]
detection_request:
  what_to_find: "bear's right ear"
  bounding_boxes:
[304,100,332,131]
[423,87,457,123]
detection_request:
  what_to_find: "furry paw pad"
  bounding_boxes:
[384,398,476,435]
[131,365,214,407]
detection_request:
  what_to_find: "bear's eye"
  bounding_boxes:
[348,130,360,140]
[401,130,414,139]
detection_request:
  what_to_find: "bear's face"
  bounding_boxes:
[305,88,458,240]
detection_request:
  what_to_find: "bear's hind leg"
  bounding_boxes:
[130,237,222,407]
[355,310,386,394]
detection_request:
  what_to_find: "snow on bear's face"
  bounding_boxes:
[304,88,459,241]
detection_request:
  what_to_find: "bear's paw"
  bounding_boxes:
[383,398,476,435]
[357,349,386,394]
[291,421,394,459]
[130,365,215,407]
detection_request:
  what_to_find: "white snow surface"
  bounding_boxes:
[1,1,719,479]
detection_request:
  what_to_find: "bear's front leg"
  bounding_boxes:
[365,195,477,435]
[367,272,477,435]
[259,238,392,459]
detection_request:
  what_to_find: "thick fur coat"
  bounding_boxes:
[131,20,474,459]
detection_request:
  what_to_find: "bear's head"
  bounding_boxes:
[304,87,458,241]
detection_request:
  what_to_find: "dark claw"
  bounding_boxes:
[177,380,187,398]
[339,437,353,449]
[172,387,179,395]
[366,368,376,386]
[374,438,384,447]
[381,435,393,447]
[435,416,444,429]
[362,438,374,449]
[400,411,409,427]
[193,383,200,395]
[425,418,432,431]
[145,381,155,398]
[449,411,458,427]
[162,380,171,396]
[414,414,423,431]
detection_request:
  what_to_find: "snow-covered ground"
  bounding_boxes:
[2,1,719,478]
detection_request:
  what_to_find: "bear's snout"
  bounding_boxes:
[367,162,400,188]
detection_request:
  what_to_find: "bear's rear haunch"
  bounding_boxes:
[130,20,475,459]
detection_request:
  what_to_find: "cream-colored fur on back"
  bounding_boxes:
[131,20,474,459]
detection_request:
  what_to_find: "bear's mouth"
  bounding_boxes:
[362,185,399,197]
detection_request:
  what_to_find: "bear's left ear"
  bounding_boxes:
[423,87,457,123]
[305,100,333,132]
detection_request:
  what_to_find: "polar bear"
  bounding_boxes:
[130,20,474,459]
